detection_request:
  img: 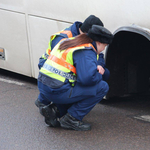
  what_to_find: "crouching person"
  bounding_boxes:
[37,25,113,131]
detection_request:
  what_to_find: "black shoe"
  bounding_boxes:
[60,113,91,131]
[35,99,46,115]
[41,104,60,127]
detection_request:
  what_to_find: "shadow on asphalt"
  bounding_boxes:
[0,68,37,85]
[100,94,150,114]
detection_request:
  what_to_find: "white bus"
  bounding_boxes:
[0,0,150,98]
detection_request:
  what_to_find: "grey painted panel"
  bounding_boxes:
[0,9,31,76]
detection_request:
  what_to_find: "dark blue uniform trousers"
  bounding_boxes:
[38,80,109,121]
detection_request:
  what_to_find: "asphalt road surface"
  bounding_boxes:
[0,69,150,150]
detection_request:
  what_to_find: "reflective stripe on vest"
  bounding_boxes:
[40,42,98,83]
[48,54,76,74]
[43,64,77,81]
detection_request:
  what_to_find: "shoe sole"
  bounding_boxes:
[60,122,91,131]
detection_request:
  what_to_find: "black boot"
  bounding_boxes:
[60,113,91,131]
[35,99,46,115]
[41,104,60,127]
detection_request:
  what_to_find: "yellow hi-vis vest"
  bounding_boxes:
[40,42,99,85]
[42,27,73,60]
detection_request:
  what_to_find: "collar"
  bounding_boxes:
[92,41,97,51]
[71,21,82,36]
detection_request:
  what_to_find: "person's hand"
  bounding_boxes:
[97,65,105,75]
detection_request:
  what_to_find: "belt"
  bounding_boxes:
[43,64,77,81]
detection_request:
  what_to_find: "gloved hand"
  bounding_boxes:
[98,53,105,67]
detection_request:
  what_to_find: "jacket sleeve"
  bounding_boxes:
[102,68,110,81]
[38,57,46,69]
[73,49,102,86]
[97,53,110,81]
[97,53,105,67]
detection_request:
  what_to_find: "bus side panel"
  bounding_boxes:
[0,9,32,76]
[28,16,72,78]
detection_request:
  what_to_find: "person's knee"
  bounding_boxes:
[103,82,109,95]
[97,81,109,95]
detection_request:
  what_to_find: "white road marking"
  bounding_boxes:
[134,115,150,122]
[0,78,25,86]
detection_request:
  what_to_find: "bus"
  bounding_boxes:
[0,0,150,98]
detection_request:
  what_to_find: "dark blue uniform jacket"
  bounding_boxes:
[38,42,110,98]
